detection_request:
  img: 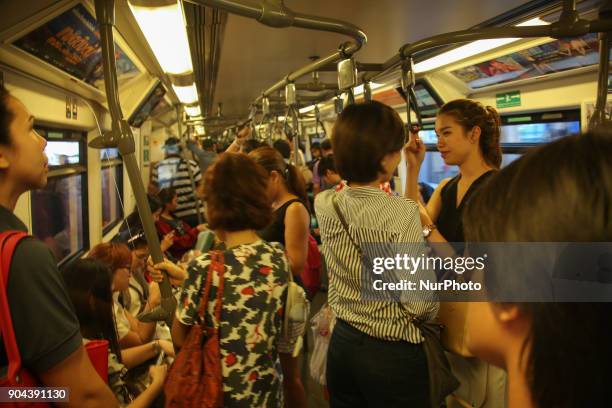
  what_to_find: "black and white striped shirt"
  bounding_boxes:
[152,157,204,219]
[315,186,438,343]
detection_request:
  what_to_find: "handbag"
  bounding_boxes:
[331,195,459,408]
[0,231,51,408]
[164,251,225,408]
[280,261,310,358]
[309,303,336,385]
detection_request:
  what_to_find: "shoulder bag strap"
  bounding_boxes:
[197,251,225,331]
[210,251,224,331]
[331,194,362,257]
[0,231,29,382]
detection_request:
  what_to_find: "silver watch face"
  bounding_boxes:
[422,227,430,237]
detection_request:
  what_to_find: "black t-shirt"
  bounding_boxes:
[0,205,82,376]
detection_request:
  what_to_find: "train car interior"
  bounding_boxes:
[0,0,610,406]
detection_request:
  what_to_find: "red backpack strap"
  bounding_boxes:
[0,230,30,382]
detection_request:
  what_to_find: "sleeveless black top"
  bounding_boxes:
[258,198,305,246]
[437,170,495,243]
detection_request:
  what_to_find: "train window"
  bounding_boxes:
[500,110,580,145]
[419,151,458,186]
[101,150,124,233]
[451,33,609,90]
[31,126,88,264]
[45,141,81,166]
[12,3,140,89]
[500,121,580,144]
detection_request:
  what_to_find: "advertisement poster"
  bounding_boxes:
[13,3,139,89]
[452,33,608,89]
[129,82,167,128]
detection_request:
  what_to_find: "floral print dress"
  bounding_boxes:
[176,240,289,407]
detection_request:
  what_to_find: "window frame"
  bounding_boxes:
[33,124,89,267]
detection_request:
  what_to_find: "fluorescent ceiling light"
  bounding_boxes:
[353,82,383,95]
[172,84,198,104]
[184,105,201,117]
[129,1,193,75]
[414,17,550,73]
[299,105,316,114]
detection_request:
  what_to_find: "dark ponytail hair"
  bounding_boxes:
[62,258,122,362]
[249,146,308,204]
[438,99,502,168]
[0,84,13,146]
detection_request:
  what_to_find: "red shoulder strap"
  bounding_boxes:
[0,230,30,382]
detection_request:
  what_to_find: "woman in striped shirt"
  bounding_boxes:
[315,101,438,407]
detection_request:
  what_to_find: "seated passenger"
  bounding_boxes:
[463,130,612,408]
[315,101,438,407]
[171,152,293,407]
[88,242,162,350]
[116,229,185,316]
[0,84,117,406]
[63,258,171,407]
[156,187,207,261]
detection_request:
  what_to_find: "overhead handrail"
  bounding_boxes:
[93,0,175,325]
[400,56,422,131]
[186,0,366,113]
[362,0,612,83]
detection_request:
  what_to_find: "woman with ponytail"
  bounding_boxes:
[405,98,505,408]
[407,99,502,246]
[249,146,309,408]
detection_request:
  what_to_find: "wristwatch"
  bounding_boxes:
[423,223,437,238]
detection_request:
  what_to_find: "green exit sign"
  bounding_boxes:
[496,91,521,108]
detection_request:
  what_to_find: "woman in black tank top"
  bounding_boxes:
[405,99,505,408]
[249,146,309,408]
[406,99,502,246]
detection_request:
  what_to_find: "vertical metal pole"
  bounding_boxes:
[94,0,175,324]
[177,106,204,224]
[588,32,611,130]
[291,106,300,166]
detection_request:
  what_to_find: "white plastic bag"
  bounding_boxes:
[309,303,336,385]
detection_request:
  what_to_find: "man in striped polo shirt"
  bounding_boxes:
[150,137,204,227]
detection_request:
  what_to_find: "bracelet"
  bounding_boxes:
[152,340,161,354]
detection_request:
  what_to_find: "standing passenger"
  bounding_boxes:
[405,99,506,408]
[463,130,612,408]
[149,137,204,227]
[407,99,501,249]
[172,152,295,407]
[0,84,117,406]
[187,136,217,174]
[249,145,309,408]
[315,101,438,407]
